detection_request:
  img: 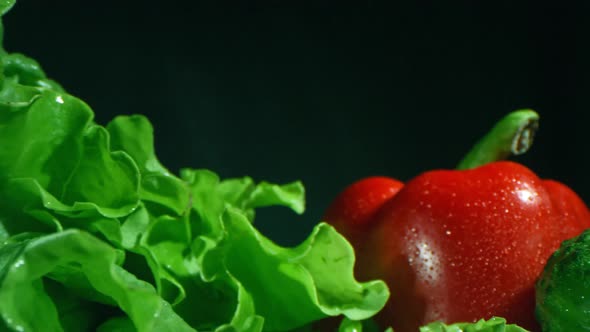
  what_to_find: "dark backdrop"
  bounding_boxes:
[4,0,589,245]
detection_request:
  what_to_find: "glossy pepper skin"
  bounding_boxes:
[323,176,403,251]
[325,161,590,332]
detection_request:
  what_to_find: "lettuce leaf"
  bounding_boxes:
[336,317,529,332]
[337,317,385,332]
[0,230,194,332]
[0,2,389,330]
[0,0,15,16]
[419,317,530,332]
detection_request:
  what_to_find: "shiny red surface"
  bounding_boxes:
[335,161,590,332]
[323,176,403,250]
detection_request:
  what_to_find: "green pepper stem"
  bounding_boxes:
[456,109,539,170]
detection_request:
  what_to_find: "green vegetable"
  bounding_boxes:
[335,317,528,332]
[419,317,529,332]
[337,318,386,332]
[0,1,389,331]
[456,109,538,170]
[536,228,590,331]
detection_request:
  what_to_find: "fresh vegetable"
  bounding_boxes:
[536,228,590,331]
[418,317,529,332]
[336,316,528,332]
[0,1,389,331]
[323,176,403,254]
[363,161,590,331]
[324,112,590,331]
[337,317,390,332]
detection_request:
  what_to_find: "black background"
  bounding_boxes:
[4,1,589,245]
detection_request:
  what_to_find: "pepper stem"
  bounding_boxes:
[456,109,539,170]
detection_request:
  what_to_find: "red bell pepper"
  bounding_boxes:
[324,111,590,332]
[323,176,404,251]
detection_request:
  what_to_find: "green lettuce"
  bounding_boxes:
[0,1,388,331]
[337,317,529,332]
[419,317,529,332]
